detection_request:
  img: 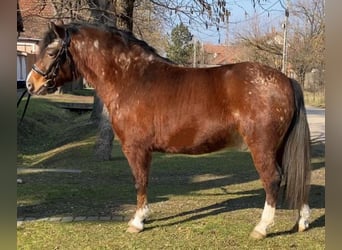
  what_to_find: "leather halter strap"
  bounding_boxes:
[31,29,71,87]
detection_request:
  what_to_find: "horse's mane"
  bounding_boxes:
[39,22,173,63]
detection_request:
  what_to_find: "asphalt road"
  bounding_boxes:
[306,106,325,144]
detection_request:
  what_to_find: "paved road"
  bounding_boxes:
[306,106,325,144]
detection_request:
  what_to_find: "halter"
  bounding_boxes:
[32,29,71,89]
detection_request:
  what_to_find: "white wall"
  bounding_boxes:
[17,54,27,81]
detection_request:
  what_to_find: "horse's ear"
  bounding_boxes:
[55,19,64,26]
[49,21,66,39]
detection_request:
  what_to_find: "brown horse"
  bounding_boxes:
[26,22,311,239]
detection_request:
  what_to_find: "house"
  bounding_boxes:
[201,44,245,66]
[17,1,24,36]
[18,0,56,39]
[17,1,25,88]
[17,0,88,92]
[17,0,56,88]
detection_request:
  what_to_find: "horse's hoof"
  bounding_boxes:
[250,230,266,240]
[298,225,308,232]
[293,221,309,232]
[126,226,142,233]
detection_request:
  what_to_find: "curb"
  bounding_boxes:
[17,215,129,227]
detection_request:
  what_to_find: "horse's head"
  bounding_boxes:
[26,22,76,95]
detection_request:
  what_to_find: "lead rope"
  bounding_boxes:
[17,89,31,124]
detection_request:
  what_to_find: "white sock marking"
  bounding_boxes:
[298,204,310,231]
[128,205,150,230]
[254,201,275,236]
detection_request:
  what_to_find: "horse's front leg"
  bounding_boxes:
[122,145,152,233]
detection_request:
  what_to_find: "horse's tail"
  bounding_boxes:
[282,78,311,210]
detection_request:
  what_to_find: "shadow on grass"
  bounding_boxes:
[146,190,265,228]
[17,169,325,235]
[17,143,325,223]
[145,184,324,231]
[18,149,258,216]
[266,214,325,238]
[311,141,325,160]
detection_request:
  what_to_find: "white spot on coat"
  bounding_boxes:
[147,55,154,61]
[75,41,81,50]
[94,40,99,49]
[232,111,240,119]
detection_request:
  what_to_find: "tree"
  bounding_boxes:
[133,0,167,53]
[239,31,283,70]
[17,1,24,37]
[92,0,135,161]
[236,11,283,70]
[235,0,325,87]
[166,23,193,65]
[149,0,233,36]
[288,0,325,87]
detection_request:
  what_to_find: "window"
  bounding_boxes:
[17,54,27,81]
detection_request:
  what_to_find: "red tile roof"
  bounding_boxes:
[203,44,245,65]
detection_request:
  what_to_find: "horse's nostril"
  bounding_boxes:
[26,82,32,90]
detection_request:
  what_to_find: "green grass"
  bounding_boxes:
[17,95,325,249]
[70,88,95,96]
[304,90,325,108]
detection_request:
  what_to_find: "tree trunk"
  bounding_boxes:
[88,0,116,25]
[90,93,103,122]
[91,0,135,161]
[115,0,135,31]
[93,96,114,160]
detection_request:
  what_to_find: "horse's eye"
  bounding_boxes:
[47,52,56,57]
[46,48,58,57]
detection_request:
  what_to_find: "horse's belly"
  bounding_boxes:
[159,126,244,155]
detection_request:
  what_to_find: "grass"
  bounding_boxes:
[70,88,95,96]
[304,90,325,108]
[17,95,325,249]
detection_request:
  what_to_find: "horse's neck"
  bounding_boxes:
[69,34,148,108]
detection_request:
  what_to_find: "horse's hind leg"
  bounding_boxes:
[296,203,310,232]
[122,145,152,233]
[249,149,281,239]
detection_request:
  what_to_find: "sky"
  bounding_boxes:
[188,0,288,44]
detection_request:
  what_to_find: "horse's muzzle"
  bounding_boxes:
[26,77,56,95]
[26,80,35,95]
